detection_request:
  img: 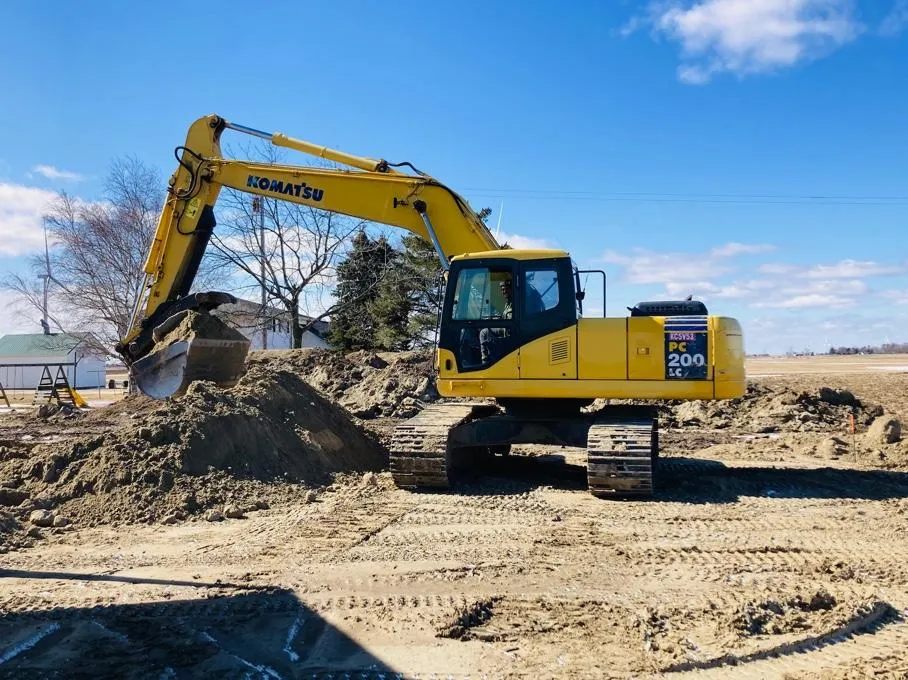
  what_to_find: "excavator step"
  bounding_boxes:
[390,403,489,490]
[586,418,657,498]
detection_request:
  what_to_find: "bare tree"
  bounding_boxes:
[207,142,382,348]
[3,157,181,357]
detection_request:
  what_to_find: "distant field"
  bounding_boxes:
[747,353,908,376]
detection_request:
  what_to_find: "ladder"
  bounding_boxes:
[0,378,9,408]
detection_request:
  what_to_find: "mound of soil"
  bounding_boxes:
[150,308,248,354]
[0,364,386,532]
[664,382,884,434]
[248,348,438,419]
[731,589,837,636]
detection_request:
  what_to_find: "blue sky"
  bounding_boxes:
[1,0,906,354]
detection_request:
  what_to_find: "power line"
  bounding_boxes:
[462,188,908,200]
[459,187,908,206]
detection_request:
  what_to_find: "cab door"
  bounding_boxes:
[437,259,520,378]
[517,258,578,379]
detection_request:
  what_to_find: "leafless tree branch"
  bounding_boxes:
[207,141,383,348]
[1,156,218,358]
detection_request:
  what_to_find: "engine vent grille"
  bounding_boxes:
[550,338,570,364]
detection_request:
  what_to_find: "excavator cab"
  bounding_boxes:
[439,251,577,375]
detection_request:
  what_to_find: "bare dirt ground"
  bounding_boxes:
[1,352,908,679]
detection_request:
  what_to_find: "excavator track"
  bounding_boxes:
[586,416,657,498]
[390,404,488,490]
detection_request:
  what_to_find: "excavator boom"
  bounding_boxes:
[117,114,500,397]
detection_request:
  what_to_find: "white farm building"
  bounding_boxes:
[0,333,107,390]
[214,298,330,350]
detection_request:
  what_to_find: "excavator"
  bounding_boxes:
[117,114,745,498]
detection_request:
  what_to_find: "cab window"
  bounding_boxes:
[451,267,513,321]
[523,267,560,316]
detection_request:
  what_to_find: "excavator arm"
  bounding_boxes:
[117,114,500,396]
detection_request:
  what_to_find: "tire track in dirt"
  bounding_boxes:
[394,505,555,527]
[346,526,529,550]
[623,542,908,588]
[341,530,537,563]
[417,488,564,515]
[328,489,561,566]
[658,601,908,680]
[304,592,479,614]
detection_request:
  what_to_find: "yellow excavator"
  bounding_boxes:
[117,114,745,498]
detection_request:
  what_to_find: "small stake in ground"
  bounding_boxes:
[850,411,857,461]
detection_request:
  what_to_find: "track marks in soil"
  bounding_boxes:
[660,600,908,679]
[333,492,560,564]
[435,597,501,640]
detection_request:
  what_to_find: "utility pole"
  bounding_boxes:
[39,218,51,335]
[253,197,267,349]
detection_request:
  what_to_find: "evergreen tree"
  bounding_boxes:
[327,231,395,350]
[399,234,445,348]
[389,207,493,348]
[331,207,493,351]
[370,261,412,350]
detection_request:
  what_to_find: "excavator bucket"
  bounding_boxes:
[131,310,250,400]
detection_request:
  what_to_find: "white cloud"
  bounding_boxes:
[602,241,769,285]
[799,259,905,279]
[756,259,905,280]
[629,0,862,84]
[0,290,41,336]
[665,280,717,297]
[758,263,798,275]
[31,165,84,182]
[880,0,908,36]
[754,292,856,309]
[709,242,775,257]
[882,289,908,305]
[604,248,733,284]
[663,275,867,304]
[747,311,908,354]
[713,278,778,299]
[603,242,906,334]
[0,182,58,255]
[789,278,868,295]
[497,232,554,250]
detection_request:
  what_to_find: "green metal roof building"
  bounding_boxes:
[0,333,107,389]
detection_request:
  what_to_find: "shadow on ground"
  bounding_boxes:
[659,459,908,503]
[0,586,397,679]
[445,453,908,504]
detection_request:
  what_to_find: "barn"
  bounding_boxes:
[0,333,107,390]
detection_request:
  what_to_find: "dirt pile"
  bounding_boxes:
[248,348,437,419]
[808,414,908,466]
[664,382,884,434]
[659,381,907,468]
[865,414,901,444]
[731,589,838,636]
[150,308,249,353]
[0,364,385,533]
